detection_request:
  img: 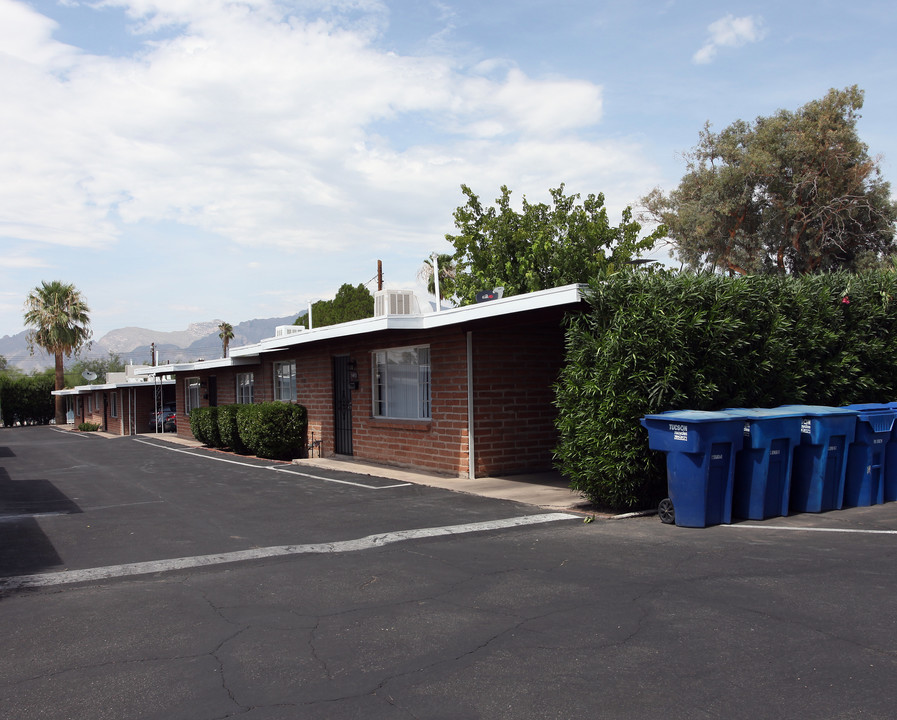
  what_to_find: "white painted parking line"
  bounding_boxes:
[726,524,897,535]
[268,465,411,489]
[134,438,411,489]
[0,513,579,591]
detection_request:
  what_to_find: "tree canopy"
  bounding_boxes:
[642,86,897,275]
[444,184,664,305]
[64,352,125,388]
[23,280,92,424]
[294,283,375,328]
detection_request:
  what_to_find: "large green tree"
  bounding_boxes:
[64,352,125,387]
[642,86,897,275]
[444,184,664,305]
[294,283,375,328]
[24,280,92,425]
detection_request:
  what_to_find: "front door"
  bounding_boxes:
[208,376,218,407]
[333,355,353,455]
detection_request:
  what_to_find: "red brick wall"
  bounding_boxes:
[470,324,565,476]
[165,308,570,478]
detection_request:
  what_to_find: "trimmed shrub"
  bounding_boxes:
[236,402,308,460]
[78,422,100,432]
[554,270,897,511]
[189,406,221,448]
[217,404,247,454]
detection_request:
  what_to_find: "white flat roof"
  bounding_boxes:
[53,377,174,396]
[134,283,585,375]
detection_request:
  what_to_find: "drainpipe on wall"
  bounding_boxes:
[467,330,475,480]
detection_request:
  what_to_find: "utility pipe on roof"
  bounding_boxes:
[432,253,441,313]
[467,330,475,480]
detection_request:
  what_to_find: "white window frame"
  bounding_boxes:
[372,346,431,420]
[273,361,296,402]
[186,377,201,414]
[236,372,255,404]
[110,391,118,418]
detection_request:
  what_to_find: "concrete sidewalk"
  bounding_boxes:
[293,455,595,513]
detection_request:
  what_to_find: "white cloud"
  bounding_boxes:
[693,14,766,64]
[0,0,632,258]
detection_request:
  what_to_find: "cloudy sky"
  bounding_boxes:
[1,0,895,348]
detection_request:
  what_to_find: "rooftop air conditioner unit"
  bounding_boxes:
[374,289,420,317]
[275,325,305,337]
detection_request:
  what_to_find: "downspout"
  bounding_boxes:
[467,330,475,480]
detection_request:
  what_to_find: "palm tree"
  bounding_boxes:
[218,322,234,358]
[23,281,92,425]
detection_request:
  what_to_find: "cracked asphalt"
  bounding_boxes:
[1,426,897,719]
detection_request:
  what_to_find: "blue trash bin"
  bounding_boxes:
[886,402,897,503]
[775,406,857,513]
[722,408,804,520]
[843,404,896,507]
[641,410,745,528]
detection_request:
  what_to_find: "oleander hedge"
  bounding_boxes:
[554,270,897,511]
[0,371,54,427]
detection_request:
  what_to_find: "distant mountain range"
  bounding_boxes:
[0,313,303,372]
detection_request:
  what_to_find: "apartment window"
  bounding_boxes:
[186,377,201,414]
[110,392,118,418]
[236,373,254,404]
[372,346,431,419]
[273,361,296,402]
[87,396,93,414]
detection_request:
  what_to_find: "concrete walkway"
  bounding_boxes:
[293,455,594,513]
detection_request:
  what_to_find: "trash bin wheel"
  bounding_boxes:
[658,497,675,524]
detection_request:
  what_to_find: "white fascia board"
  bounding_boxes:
[420,283,585,329]
[132,356,258,376]
[229,283,586,357]
[52,378,175,396]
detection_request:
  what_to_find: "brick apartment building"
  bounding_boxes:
[135,284,585,479]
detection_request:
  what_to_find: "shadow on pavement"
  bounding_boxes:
[0,466,77,579]
[0,517,65,577]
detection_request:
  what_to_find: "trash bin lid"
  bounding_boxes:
[642,409,738,423]
[774,404,857,417]
[843,403,896,432]
[722,407,810,419]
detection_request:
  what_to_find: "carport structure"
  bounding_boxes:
[52,366,174,435]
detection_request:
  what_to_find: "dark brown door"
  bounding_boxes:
[333,356,353,455]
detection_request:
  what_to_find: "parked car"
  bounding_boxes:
[149,403,177,432]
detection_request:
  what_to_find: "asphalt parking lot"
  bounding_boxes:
[2,426,896,720]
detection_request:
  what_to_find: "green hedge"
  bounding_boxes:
[554,270,897,511]
[189,406,222,448]
[194,402,308,459]
[0,371,55,427]
[236,402,308,460]
[216,404,247,454]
